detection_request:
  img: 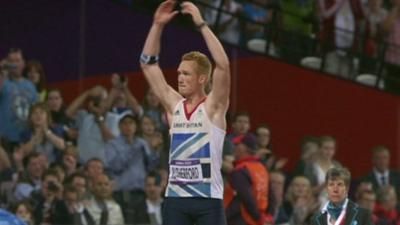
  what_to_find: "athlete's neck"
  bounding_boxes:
[184,94,206,109]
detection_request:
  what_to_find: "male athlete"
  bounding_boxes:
[140,1,230,225]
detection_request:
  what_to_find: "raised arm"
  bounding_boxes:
[181,2,230,126]
[140,0,182,114]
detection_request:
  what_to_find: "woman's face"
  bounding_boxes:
[47,91,63,111]
[31,108,48,127]
[141,117,156,136]
[16,204,31,221]
[292,178,310,198]
[27,66,40,84]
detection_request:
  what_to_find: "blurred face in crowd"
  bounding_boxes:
[7,51,25,78]
[30,107,48,127]
[42,174,60,197]
[64,190,79,207]
[357,191,376,211]
[28,156,44,180]
[146,89,161,107]
[291,177,311,199]
[72,176,87,199]
[15,203,32,222]
[270,172,285,201]
[47,90,63,111]
[234,143,249,159]
[92,174,113,200]
[383,187,397,211]
[27,66,40,85]
[232,115,250,135]
[256,126,271,148]
[320,140,336,160]
[145,176,163,202]
[373,150,390,173]
[326,178,348,205]
[302,141,319,162]
[141,116,156,136]
[86,160,104,180]
[119,117,137,138]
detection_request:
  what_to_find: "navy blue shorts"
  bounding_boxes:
[162,197,227,225]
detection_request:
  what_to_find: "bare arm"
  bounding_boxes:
[181,2,230,128]
[65,90,90,119]
[140,0,182,114]
[122,86,143,116]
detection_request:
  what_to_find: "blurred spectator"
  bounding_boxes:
[126,170,164,225]
[318,0,365,78]
[84,158,105,187]
[255,124,288,171]
[0,48,38,147]
[106,73,143,118]
[142,88,168,135]
[19,103,66,164]
[66,85,119,163]
[227,111,252,141]
[382,0,400,94]
[361,0,387,56]
[292,136,320,177]
[303,136,341,204]
[269,170,290,224]
[356,190,378,223]
[14,152,45,202]
[64,172,88,201]
[0,143,14,182]
[374,185,400,224]
[11,201,34,225]
[62,184,95,225]
[23,60,47,102]
[278,0,318,64]
[29,169,69,225]
[283,176,319,224]
[46,89,76,143]
[360,145,400,197]
[104,114,158,217]
[60,145,79,177]
[140,115,166,169]
[86,174,124,225]
[224,133,273,225]
[240,0,274,46]
[205,0,242,44]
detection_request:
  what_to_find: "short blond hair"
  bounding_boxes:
[181,51,212,79]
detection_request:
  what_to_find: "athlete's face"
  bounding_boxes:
[177,60,205,97]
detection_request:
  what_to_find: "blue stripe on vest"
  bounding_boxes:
[171,133,207,158]
[170,133,195,153]
[180,183,211,197]
[188,143,210,158]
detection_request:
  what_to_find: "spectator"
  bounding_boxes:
[269,170,290,224]
[360,145,400,197]
[356,190,378,223]
[104,114,157,216]
[227,111,252,142]
[106,73,143,119]
[311,167,373,225]
[86,174,124,225]
[46,89,76,143]
[12,201,34,225]
[60,145,79,177]
[19,103,66,164]
[284,176,319,224]
[64,172,88,201]
[140,115,166,169]
[28,169,69,225]
[0,48,38,147]
[84,158,104,187]
[62,184,95,225]
[142,88,168,135]
[0,209,27,225]
[318,0,364,78]
[126,170,164,225]
[0,143,14,182]
[374,185,400,224]
[66,85,119,164]
[224,133,273,225]
[23,60,47,102]
[292,136,320,177]
[14,153,45,202]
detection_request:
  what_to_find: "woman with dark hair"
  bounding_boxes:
[23,60,47,101]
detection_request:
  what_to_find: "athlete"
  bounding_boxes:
[140,1,230,224]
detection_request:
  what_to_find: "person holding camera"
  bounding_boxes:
[65,85,119,164]
[0,48,38,149]
[140,1,231,224]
